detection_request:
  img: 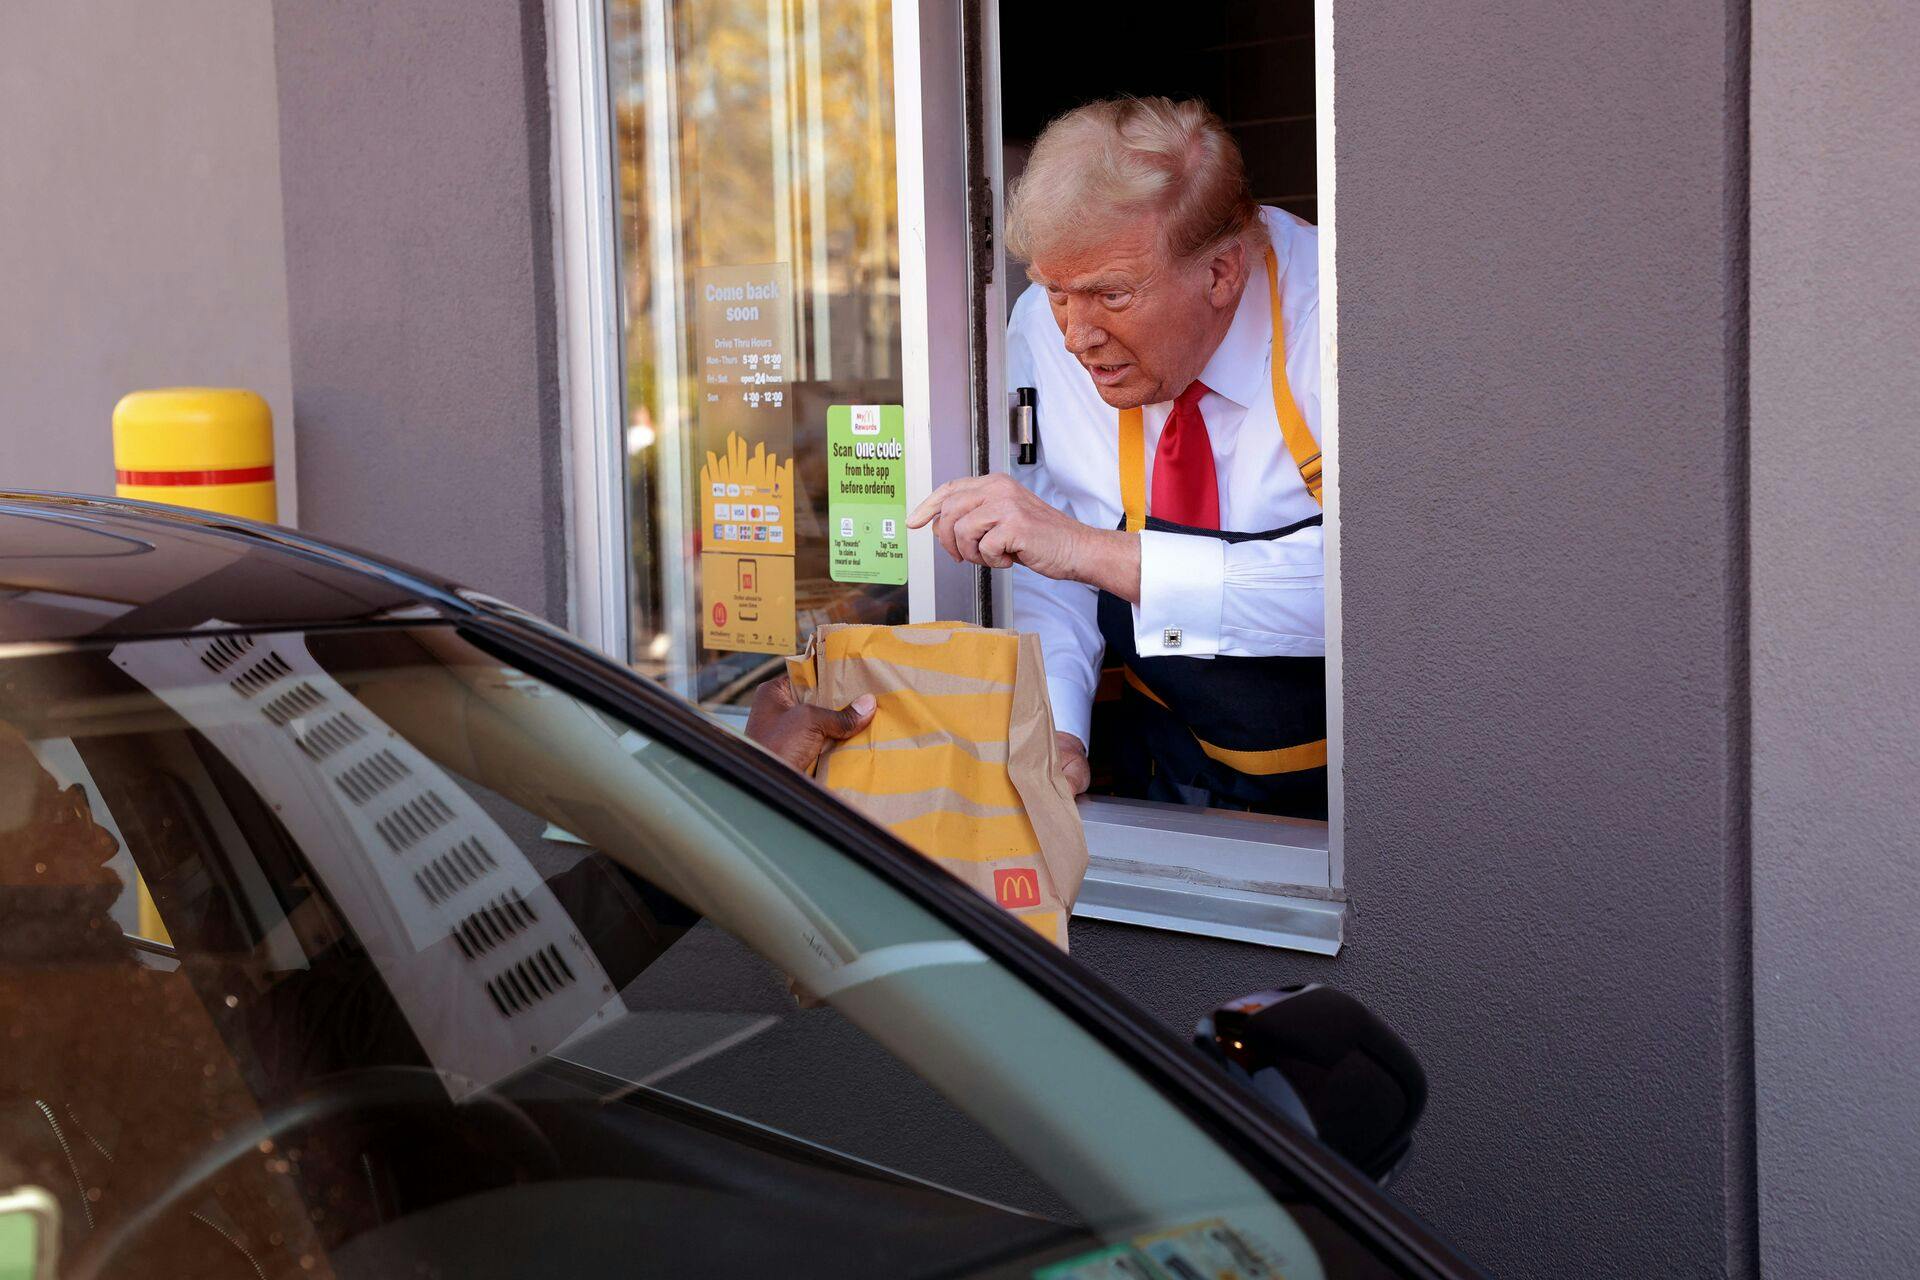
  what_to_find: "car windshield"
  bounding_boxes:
[0,623,1409,1280]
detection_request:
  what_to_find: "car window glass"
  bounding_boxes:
[0,626,1416,1280]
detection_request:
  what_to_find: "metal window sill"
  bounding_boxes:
[1072,862,1345,954]
[1071,797,1344,954]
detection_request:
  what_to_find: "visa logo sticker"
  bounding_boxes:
[993,868,1041,910]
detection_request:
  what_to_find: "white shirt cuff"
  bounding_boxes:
[1133,530,1225,658]
[1046,675,1094,749]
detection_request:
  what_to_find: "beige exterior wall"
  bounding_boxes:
[0,1,295,519]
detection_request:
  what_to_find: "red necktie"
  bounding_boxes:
[1149,381,1220,528]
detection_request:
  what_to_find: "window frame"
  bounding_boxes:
[550,0,1348,952]
[550,0,631,665]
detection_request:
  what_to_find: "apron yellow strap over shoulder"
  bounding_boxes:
[1118,406,1149,532]
[1117,246,1322,531]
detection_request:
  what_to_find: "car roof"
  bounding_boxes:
[0,491,473,645]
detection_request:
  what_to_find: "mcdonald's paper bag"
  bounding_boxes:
[785,621,1089,950]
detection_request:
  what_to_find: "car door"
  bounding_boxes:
[0,613,1477,1279]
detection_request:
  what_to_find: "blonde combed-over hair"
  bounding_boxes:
[1006,96,1264,267]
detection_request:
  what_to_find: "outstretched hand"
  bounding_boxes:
[907,474,1141,601]
[745,675,877,775]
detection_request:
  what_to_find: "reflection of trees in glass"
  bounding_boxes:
[666,0,900,381]
[610,0,905,690]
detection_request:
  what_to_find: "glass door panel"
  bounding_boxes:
[609,0,911,706]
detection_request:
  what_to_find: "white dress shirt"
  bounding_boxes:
[1007,206,1324,747]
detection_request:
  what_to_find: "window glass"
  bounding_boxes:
[610,0,908,707]
[0,625,1409,1278]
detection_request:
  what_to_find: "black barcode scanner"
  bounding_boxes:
[1012,387,1038,465]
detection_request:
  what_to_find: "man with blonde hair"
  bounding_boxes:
[909,97,1326,818]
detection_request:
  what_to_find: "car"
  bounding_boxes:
[0,490,1480,1280]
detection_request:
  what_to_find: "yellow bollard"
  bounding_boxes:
[112,388,277,522]
[110,388,277,942]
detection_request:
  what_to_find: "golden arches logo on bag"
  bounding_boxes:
[994,868,1041,909]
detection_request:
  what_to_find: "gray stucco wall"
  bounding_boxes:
[272,0,566,620]
[1077,4,1755,1277]
[0,1,295,517]
[1750,3,1920,1275]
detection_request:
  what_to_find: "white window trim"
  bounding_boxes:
[1316,0,1347,896]
[549,0,629,663]
[895,0,984,623]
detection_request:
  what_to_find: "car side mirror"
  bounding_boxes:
[1194,983,1427,1183]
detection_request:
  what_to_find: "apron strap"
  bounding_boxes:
[1123,666,1328,775]
[1265,246,1323,507]
[1118,405,1147,532]
[1116,245,1322,531]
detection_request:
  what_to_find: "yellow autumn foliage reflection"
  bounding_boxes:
[612,0,907,697]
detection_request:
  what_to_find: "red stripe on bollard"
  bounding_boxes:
[115,465,276,487]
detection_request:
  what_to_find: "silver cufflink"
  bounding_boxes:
[1162,627,1183,649]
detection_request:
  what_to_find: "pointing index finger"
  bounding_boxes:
[907,480,952,529]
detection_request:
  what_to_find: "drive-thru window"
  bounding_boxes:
[551,0,1341,951]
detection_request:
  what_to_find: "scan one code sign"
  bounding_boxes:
[827,404,907,586]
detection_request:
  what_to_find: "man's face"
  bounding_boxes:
[1030,214,1241,410]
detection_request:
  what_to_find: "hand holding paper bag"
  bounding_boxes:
[782,622,1091,950]
[745,675,876,772]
